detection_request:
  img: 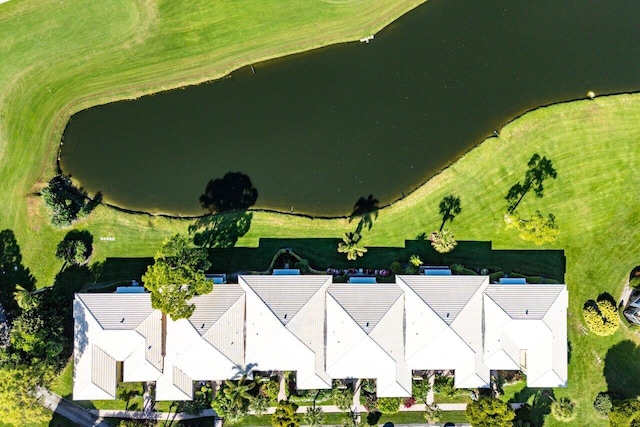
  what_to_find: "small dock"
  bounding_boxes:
[359,35,374,43]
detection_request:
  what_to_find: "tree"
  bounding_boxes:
[271,400,299,427]
[13,285,36,311]
[592,392,612,418]
[222,376,255,415]
[439,194,461,231]
[41,175,100,228]
[304,406,325,427]
[583,298,619,336]
[56,238,89,266]
[0,363,54,425]
[337,232,367,261]
[609,398,640,427]
[333,387,354,411]
[155,234,211,271]
[430,228,457,253]
[143,262,211,320]
[412,378,431,404]
[504,210,559,245]
[377,397,402,414]
[506,154,557,213]
[250,393,270,416]
[465,396,515,427]
[550,397,575,422]
[142,235,212,320]
[423,403,442,424]
[349,194,379,233]
[200,172,258,213]
[211,377,255,423]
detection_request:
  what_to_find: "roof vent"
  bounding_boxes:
[284,314,287,319]
[201,323,205,329]
[120,317,125,323]
[446,312,450,318]
[526,309,529,315]
[366,322,369,327]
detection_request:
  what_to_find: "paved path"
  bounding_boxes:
[37,388,110,427]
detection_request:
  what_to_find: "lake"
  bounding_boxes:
[60,0,640,216]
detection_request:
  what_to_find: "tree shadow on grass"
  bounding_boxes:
[511,388,553,427]
[0,229,36,316]
[189,211,252,249]
[604,340,640,399]
[349,194,379,234]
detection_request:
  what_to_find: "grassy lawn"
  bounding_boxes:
[1,1,640,426]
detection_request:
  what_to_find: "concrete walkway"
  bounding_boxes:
[37,387,110,427]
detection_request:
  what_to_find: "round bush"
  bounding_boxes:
[583,299,619,336]
[377,397,402,414]
[630,276,640,289]
[551,397,576,422]
[593,392,612,418]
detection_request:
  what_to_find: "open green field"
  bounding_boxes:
[2,0,640,426]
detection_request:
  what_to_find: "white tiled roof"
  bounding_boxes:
[326,283,411,397]
[74,275,568,400]
[484,284,568,387]
[327,283,403,333]
[241,275,332,389]
[399,275,487,324]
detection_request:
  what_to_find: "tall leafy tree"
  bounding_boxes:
[505,210,559,245]
[337,232,367,261]
[466,396,515,427]
[0,363,53,425]
[142,234,212,320]
[609,398,640,427]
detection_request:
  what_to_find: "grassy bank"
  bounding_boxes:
[2,1,640,426]
[0,0,426,282]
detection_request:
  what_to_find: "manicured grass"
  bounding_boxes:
[2,1,640,426]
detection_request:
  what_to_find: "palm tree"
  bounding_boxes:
[304,406,325,427]
[13,285,35,311]
[337,232,367,261]
[438,195,461,231]
[349,194,379,233]
[430,229,457,254]
[223,376,256,412]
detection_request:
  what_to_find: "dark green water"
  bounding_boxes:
[60,0,640,216]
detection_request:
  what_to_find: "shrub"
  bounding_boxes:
[583,298,619,336]
[551,397,576,422]
[592,392,612,418]
[390,262,403,274]
[261,380,280,401]
[412,378,431,403]
[271,400,299,427]
[377,397,402,414]
[433,375,464,397]
[403,397,416,408]
[629,276,640,289]
[489,271,505,282]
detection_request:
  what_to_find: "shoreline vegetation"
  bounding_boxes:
[1,1,640,426]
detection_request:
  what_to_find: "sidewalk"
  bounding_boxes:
[37,388,110,427]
